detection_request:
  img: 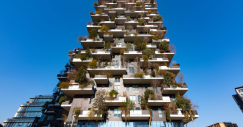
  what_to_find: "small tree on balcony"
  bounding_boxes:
[67,69,77,80]
[73,107,81,121]
[119,99,135,122]
[104,42,111,50]
[152,15,163,22]
[142,48,154,58]
[109,90,119,100]
[90,90,108,120]
[75,66,88,84]
[176,72,185,86]
[159,40,169,51]
[125,43,133,51]
[134,37,146,51]
[169,44,176,53]
[88,59,98,69]
[59,82,71,89]
[88,29,98,39]
[100,25,109,34]
[163,72,177,87]
[77,36,83,42]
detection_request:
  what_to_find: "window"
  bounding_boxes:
[130,95,136,104]
[133,85,139,92]
[129,67,134,73]
[126,87,129,92]
[47,115,54,120]
[108,108,111,117]
[110,77,113,83]
[138,96,141,104]
[153,88,158,93]
[114,109,121,117]
[114,85,120,92]
[158,108,163,117]
[90,96,94,104]
[115,78,120,82]
[109,85,113,91]
[145,87,148,91]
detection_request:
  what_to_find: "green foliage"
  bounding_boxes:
[75,66,88,84]
[88,59,98,69]
[73,107,81,121]
[100,25,109,33]
[144,89,154,98]
[120,99,135,122]
[59,96,66,104]
[153,35,159,40]
[150,0,155,4]
[161,26,167,30]
[142,55,149,61]
[142,48,155,57]
[135,1,141,6]
[140,95,148,110]
[126,43,133,51]
[138,18,146,25]
[85,48,92,58]
[175,93,192,111]
[126,16,131,21]
[89,12,94,15]
[163,72,175,85]
[134,37,146,51]
[109,90,119,99]
[151,71,155,77]
[92,90,108,120]
[93,22,99,25]
[111,16,115,21]
[88,29,97,39]
[93,2,98,6]
[134,72,144,78]
[80,80,95,88]
[152,15,163,22]
[120,48,125,55]
[166,109,171,123]
[104,61,108,66]
[159,41,169,50]
[59,82,71,89]
[136,14,141,19]
[104,42,111,49]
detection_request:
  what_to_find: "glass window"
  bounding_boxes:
[115,78,120,82]
[138,96,141,104]
[133,85,138,92]
[126,87,129,92]
[129,67,134,73]
[90,96,94,104]
[47,115,54,120]
[145,87,148,91]
[114,85,120,92]
[130,95,136,104]
[109,77,113,83]
[158,108,163,117]
[109,85,112,91]
[153,88,158,93]
[114,109,121,117]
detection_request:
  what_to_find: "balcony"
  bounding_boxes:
[122,110,150,120]
[125,11,147,18]
[71,58,93,69]
[148,96,171,106]
[104,96,126,106]
[123,75,163,84]
[125,20,138,28]
[76,110,103,120]
[94,75,108,84]
[111,44,126,53]
[146,13,160,18]
[146,44,157,49]
[124,51,142,59]
[61,85,94,98]
[80,39,104,50]
[100,21,115,29]
[92,50,111,60]
[152,39,170,46]
[140,58,169,63]
[105,3,117,8]
[103,34,113,41]
[150,29,166,34]
[163,85,188,95]
[145,8,157,13]
[105,8,126,16]
[159,66,180,75]
[169,109,199,121]
[154,49,174,63]
[98,29,126,38]
[148,21,163,26]
[124,34,153,42]
[94,5,107,11]
[61,101,72,111]
[136,25,158,32]
[88,66,126,75]
[91,14,109,22]
[86,25,101,32]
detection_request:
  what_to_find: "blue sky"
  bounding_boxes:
[0,0,243,126]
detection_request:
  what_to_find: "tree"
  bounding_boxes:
[87,21,92,25]
[177,72,185,86]
[119,99,135,122]
[144,89,154,98]
[163,72,176,87]
[125,43,133,51]
[88,29,97,39]
[73,107,81,121]
[91,90,108,120]
[85,48,92,58]
[67,69,77,80]
[134,37,146,51]
[159,40,169,50]
[104,42,111,50]
[152,15,163,22]
[100,25,109,33]
[88,59,98,69]
[156,31,166,39]
[169,44,176,53]
[75,66,87,84]
[142,48,154,58]
[77,36,83,42]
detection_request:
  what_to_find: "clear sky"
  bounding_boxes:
[0,0,242,126]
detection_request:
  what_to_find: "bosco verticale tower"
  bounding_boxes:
[58,0,199,127]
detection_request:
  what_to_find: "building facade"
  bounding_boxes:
[58,0,199,127]
[232,86,243,113]
[207,122,238,127]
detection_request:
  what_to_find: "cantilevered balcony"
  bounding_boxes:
[98,29,126,38]
[76,110,103,120]
[61,85,94,98]
[154,49,174,63]
[104,8,126,15]
[92,50,111,60]
[148,96,171,106]
[91,14,109,22]
[152,39,170,46]
[162,85,188,95]
[125,11,147,18]
[111,43,126,53]
[170,109,199,121]
[94,5,106,11]
[61,101,72,111]
[87,25,101,32]
[150,29,166,34]
[140,58,169,63]
[103,34,113,41]
[88,66,127,75]
[108,11,116,18]
[125,20,138,28]
[146,44,157,49]
[100,21,115,29]
[94,75,108,84]
[145,8,157,13]
[122,110,150,120]
[146,13,160,18]
[71,58,93,69]
[124,34,153,42]
[123,75,163,84]
[148,21,163,26]
[159,66,180,75]
[124,51,142,59]
[136,25,158,32]
[80,39,104,49]
[104,96,126,106]
[115,15,127,24]
[105,3,117,8]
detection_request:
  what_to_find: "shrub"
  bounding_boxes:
[161,26,167,30]
[134,37,146,51]
[159,50,164,53]
[172,63,180,66]
[142,55,149,61]
[88,59,98,69]
[88,29,97,39]
[139,18,146,25]
[109,90,119,99]
[59,96,66,104]
[59,82,71,89]
[120,48,125,55]
[95,10,102,14]
[151,71,155,77]
[159,41,169,50]
[142,48,155,57]
[100,25,109,33]
[138,22,143,26]
[135,1,141,6]
[134,72,144,78]
[93,2,98,6]
[163,72,175,85]
[75,66,88,84]
[126,16,131,21]
[166,109,171,123]
[147,10,152,14]
[150,94,162,100]
[89,12,94,15]
[80,80,95,88]
[73,107,81,121]
[104,61,108,66]
[104,42,111,50]
[152,15,163,22]
[136,14,141,19]
[93,22,99,25]
[111,16,115,21]
[144,89,154,98]
[153,35,159,40]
